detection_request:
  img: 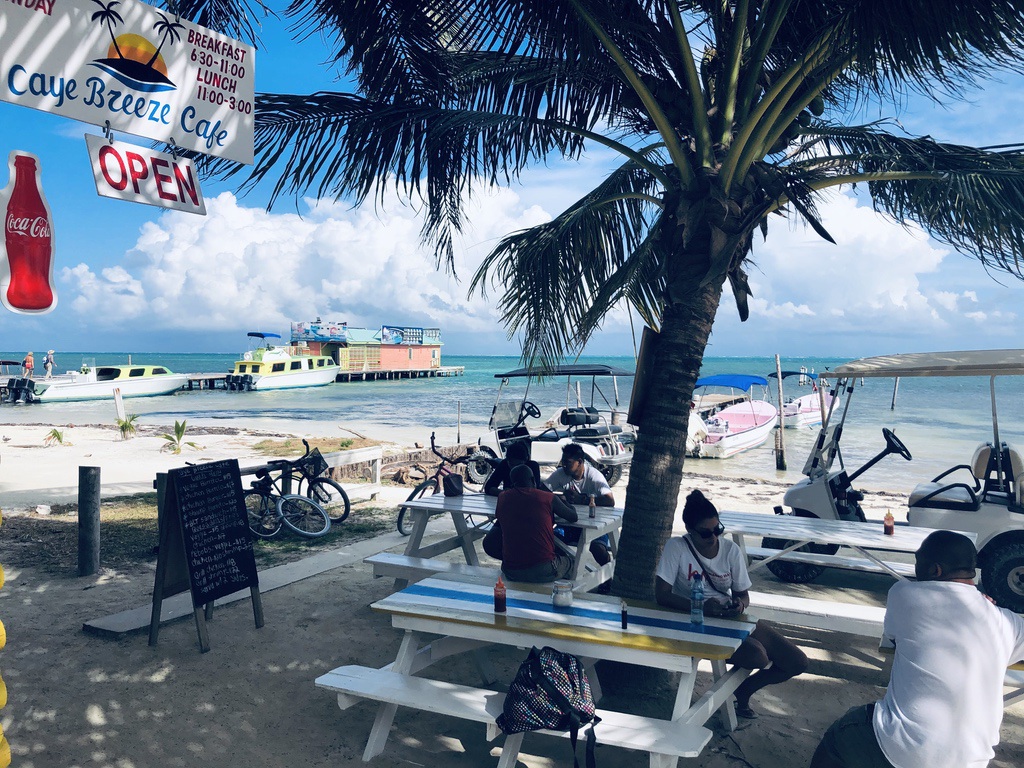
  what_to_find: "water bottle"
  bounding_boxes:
[690,572,705,625]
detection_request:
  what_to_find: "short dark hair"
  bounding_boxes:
[509,463,536,489]
[561,443,587,463]
[917,530,977,577]
[505,441,530,461]
[682,490,718,529]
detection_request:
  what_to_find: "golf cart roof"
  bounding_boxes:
[834,350,1024,378]
[695,373,768,390]
[494,364,635,378]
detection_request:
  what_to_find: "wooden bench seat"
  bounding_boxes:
[366,552,501,582]
[315,664,713,767]
[746,591,886,637]
[746,546,916,578]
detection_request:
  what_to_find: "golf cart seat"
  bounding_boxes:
[909,443,1004,512]
[560,407,600,427]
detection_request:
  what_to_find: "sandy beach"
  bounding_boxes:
[1,419,1022,767]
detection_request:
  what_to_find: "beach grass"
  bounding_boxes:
[250,436,381,456]
[0,492,395,575]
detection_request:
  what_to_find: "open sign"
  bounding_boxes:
[85,134,206,215]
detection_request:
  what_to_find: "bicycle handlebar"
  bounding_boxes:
[429,431,472,465]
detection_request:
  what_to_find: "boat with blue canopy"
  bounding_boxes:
[689,374,778,458]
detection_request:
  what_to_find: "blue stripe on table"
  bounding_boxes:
[402,583,748,641]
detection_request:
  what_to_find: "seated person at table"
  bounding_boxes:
[493,464,578,583]
[656,489,807,719]
[484,440,545,496]
[810,530,1024,768]
[545,443,614,569]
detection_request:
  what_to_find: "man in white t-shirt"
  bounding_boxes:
[545,443,615,579]
[656,490,807,718]
[810,530,1024,768]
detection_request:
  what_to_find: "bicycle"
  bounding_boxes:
[287,439,352,524]
[244,456,331,539]
[396,432,493,535]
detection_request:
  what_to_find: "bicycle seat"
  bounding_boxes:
[255,468,270,479]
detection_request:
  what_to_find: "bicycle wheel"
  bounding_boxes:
[244,490,282,539]
[277,494,331,538]
[397,480,439,536]
[304,476,351,524]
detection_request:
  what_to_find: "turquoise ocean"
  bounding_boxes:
[3,351,1023,495]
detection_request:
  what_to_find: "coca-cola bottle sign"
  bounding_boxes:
[1,150,58,314]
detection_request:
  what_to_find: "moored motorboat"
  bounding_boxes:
[3,363,187,403]
[225,332,339,391]
[688,374,778,458]
[768,370,833,429]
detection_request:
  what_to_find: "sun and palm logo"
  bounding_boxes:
[89,0,185,93]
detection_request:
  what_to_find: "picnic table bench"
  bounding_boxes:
[318,575,755,767]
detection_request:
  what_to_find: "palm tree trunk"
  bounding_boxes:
[613,273,725,600]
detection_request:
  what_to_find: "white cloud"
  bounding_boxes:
[59,188,553,338]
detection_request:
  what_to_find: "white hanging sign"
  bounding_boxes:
[86,135,206,214]
[0,0,255,164]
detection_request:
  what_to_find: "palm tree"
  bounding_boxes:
[190,1,1024,599]
[147,14,186,67]
[90,0,125,59]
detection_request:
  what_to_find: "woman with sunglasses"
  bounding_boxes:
[656,489,808,719]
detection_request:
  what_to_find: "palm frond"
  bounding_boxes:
[165,0,270,45]
[471,150,664,366]
[805,125,1024,276]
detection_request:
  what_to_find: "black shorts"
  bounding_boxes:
[817,703,894,768]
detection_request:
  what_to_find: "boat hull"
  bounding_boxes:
[245,367,339,391]
[691,400,778,459]
[781,392,834,429]
[8,374,188,403]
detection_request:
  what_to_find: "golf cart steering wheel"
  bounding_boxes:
[882,427,912,461]
[520,401,542,420]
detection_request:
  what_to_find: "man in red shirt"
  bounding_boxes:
[496,464,578,583]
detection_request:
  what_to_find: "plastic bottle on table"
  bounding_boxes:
[690,572,705,625]
[884,510,895,536]
[494,576,507,613]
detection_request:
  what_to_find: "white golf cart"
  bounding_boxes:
[767,349,1024,611]
[470,364,635,486]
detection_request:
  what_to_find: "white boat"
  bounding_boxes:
[4,363,187,403]
[688,374,779,459]
[225,332,339,391]
[768,370,833,429]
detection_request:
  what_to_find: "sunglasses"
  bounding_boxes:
[692,522,726,540]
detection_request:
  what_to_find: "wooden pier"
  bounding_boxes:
[182,365,464,391]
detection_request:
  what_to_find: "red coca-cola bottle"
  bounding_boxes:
[1,151,57,314]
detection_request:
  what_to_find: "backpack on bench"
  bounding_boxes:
[497,646,600,768]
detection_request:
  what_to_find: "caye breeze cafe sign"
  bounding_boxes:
[0,0,255,165]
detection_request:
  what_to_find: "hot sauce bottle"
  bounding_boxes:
[1,151,57,314]
[883,510,895,536]
[494,576,507,613]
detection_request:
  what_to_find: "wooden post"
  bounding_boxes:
[78,466,101,576]
[890,377,900,410]
[457,400,461,443]
[774,355,787,470]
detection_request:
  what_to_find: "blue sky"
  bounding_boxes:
[2,10,1024,359]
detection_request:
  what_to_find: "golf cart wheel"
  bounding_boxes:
[981,542,1024,613]
[466,447,497,486]
[599,463,624,487]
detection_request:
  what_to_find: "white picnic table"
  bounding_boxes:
[400,492,623,592]
[719,510,978,580]
[316,574,755,767]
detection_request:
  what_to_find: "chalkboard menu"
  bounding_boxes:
[169,459,258,607]
[150,459,264,652]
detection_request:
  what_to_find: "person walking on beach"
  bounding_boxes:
[493,464,578,583]
[656,489,808,719]
[21,351,34,378]
[810,530,1024,768]
[43,349,55,379]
